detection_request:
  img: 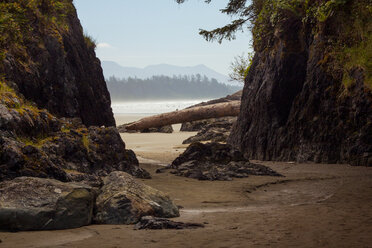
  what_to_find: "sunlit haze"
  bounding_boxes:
[73,0,252,75]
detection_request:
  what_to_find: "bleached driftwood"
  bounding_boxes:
[124,101,241,131]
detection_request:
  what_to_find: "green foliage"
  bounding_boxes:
[229,52,253,82]
[0,80,15,94]
[315,0,349,22]
[178,0,371,88]
[0,0,74,66]
[178,1,351,47]
[17,135,54,149]
[340,33,372,89]
[83,32,97,50]
[0,79,21,108]
[82,134,90,151]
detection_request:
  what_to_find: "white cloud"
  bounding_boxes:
[97,43,112,48]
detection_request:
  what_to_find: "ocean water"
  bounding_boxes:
[111,100,210,114]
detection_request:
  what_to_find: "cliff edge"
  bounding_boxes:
[229,0,372,166]
[0,0,148,182]
[0,0,114,127]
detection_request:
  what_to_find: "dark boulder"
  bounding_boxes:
[0,177,95,231]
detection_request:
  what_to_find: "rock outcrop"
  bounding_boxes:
[0,1,114,127]
[179,92,240,144]
[117,124,173,133]
[0,177,95,231]
[94,172,179,224]
[229,0,372,166]
[167,142,282,181]
[0,1,176,232]
[182,117,236,144]
[0,110,150,184]
[0,1,148,184]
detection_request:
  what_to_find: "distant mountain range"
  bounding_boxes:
[101,61,238,86]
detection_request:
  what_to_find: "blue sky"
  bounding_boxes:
[73,0,252,75]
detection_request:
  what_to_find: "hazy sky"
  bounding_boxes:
[73,0,252,75]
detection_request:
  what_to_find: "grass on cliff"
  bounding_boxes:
[0,0,74,67]
[83,32,97,50]
[340,33,372,89]
[0,79,55,122]
[331,1,372,89]
[17,135,56,149]
[0,80,21,108]
[249,0,372,89]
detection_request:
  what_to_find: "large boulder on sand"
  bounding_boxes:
[94,171,179,224]
[0,177,95,231]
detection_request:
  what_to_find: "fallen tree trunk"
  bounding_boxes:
[125,101,241,131]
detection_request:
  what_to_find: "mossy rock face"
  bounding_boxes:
[0,177,95,231]
[0,122,150,184]
[0,0,115,127]
[94,171,179,225]
[229,0,372,166]
[0,1,149,185]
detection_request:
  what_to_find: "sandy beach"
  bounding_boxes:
[1,115,372,248]
[115,114,197,164]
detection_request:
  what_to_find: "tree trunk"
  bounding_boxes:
[124,101,241,131]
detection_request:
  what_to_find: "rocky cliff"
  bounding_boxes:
[229,0,372,166]
[0,0,114,127]
[0,0,147,183]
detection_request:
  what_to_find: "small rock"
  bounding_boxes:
[155,166,171,174]
[54,188,62,194]
[134,216,204,230]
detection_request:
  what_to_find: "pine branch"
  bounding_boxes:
[199,19,248,43]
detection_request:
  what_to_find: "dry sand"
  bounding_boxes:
[1,115,372,248]
[116,114,197,164]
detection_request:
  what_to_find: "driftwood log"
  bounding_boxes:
[125,101,241,131]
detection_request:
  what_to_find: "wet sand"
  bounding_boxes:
[1,116,372,248]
